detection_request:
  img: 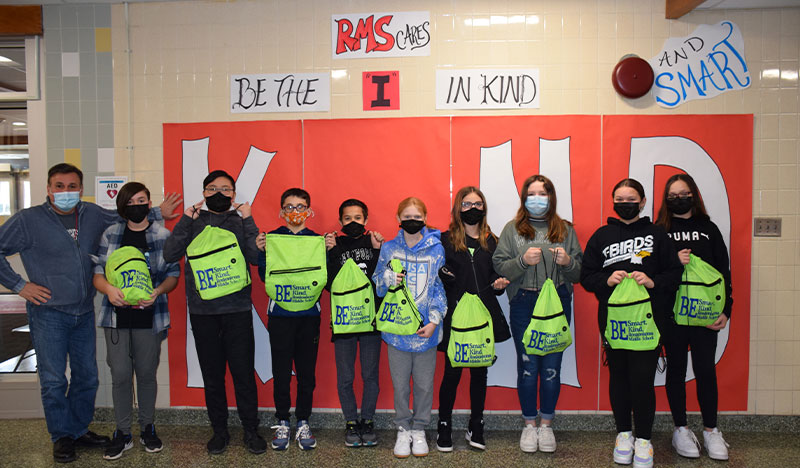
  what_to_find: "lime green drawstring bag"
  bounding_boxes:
[522,278,572,356]
[264,234,327,312]
[105,246,153,306]
[331,258,376,334]
[605,274,660,351]
[186,225,250,300]
[447,293,495,367]
[376,259,423,335]
[673,254,725,326]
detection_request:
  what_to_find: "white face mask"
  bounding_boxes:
[52,191,81,211]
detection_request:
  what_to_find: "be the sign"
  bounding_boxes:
[230,73,330,114]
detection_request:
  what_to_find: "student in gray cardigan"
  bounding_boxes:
[491,174,583,455]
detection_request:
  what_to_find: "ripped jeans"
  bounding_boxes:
[509,286,572,421]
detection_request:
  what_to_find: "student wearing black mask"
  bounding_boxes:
[323,199,385,448]
[435,186,511,452]
[580,178,682,468]
[163,170,264,455]
[93,182,180,460]
[655,174,732,461]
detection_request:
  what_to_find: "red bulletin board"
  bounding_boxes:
[163,114,751,412]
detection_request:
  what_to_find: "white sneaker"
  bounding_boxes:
[393,428,412,458]
[519,424,538,453]
[672,426,700,458]
[538,425,556,452]
[613,431,634,464]
[633,438,654,468]
[703,428,730,460]
[410,430,428,457]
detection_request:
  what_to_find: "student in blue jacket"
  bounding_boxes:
[372,197,446,459]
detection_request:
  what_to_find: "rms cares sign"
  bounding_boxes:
[332,11,431,59]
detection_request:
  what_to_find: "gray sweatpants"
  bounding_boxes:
[387,344,437,431]
[104,328,165,434]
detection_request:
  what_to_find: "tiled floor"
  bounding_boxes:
[1,420,799,467]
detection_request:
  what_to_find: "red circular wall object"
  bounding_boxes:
[612,56,654,99]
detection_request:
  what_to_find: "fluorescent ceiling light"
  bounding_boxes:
[12,122,26,126]
[0,56,11,63]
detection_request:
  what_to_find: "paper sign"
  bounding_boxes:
[95,176,127,209]
[363,71,399,110]
[332,11,430,59]
[230,73,331,114]
[436,69,540,110]
[650,21,751,108]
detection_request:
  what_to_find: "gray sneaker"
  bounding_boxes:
[360,419,378,447]
[345,421,362,447]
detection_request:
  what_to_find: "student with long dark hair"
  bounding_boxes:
[492,175,582,454]
[655,174,732,461]
[580,178,681,468]
[435,186,511,452]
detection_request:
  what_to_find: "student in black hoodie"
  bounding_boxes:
[323,199,384,448]
[580,178,681,468]
[655,174,732,461]
[435,186,511,452]
[163,170,265,456]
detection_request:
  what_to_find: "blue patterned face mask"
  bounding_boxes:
[525,195,549,217]
[52,191,81,211]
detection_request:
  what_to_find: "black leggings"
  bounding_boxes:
[607,348,660,440]
[437,357,487,422]
[664,325,719,428]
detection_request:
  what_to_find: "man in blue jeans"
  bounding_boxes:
[0,164,180,463]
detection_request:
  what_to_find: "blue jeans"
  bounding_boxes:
[334,333,382,422]
[27,305,98,442]
[509,286,572,420]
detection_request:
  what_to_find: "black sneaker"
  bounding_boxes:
[206,431,230,455]
[244,429,267,454]
[75,430,111,447]
[359,419,378,447]
[103,430,133,460]
[53,437,76,463]
[466,419,486,450]
[436,420,453,452]
[344,420,362,447]
[140,424,163,453]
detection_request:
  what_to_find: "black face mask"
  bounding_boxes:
[400,219,425,235]
[666,197,693,215]
[125,204,150,223]
[341,221,366,237]
[460,208,485,225]
[613,202,641,220]
[205,192,232,212]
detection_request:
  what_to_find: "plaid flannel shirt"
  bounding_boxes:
[94,220,179,333]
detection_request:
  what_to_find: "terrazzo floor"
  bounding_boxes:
[1,420,799,468]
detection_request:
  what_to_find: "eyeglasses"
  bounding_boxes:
[666,192,692,201]
[282,204,308,213]
[461,201,485,209]
[204,186,233,193]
